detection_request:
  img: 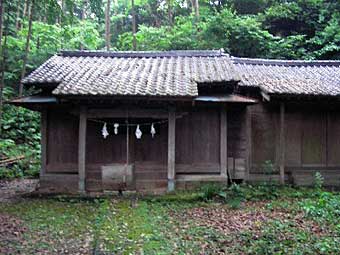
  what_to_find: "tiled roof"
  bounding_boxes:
[23,50,238,97]
[232,57,340,96]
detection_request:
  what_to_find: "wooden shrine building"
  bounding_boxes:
[10,50,340,193]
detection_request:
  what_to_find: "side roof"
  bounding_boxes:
[23,50,239,97]
[232,57,340,97]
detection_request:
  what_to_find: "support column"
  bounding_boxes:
[279,103,285,185]
[245,107,252,181]
[220,105,228,177]
[167,108,176,192]
[78,106,87,193]
[40,110,47,176]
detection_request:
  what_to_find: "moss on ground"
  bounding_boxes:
[0,186,340,254]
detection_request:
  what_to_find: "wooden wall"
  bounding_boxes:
[44,104,248,190]
[176,106,221,174]
[45,110,79,173]
[249,102,340,183]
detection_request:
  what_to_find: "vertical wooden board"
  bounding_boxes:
[220,106,227,176]
[168,109,176,185]
[86,121,127,164]
[245,106,252,180]
[46,110,79,172]
[301,112,327,165]
[175,113,193,164]
[227,106,247,159]
[251,103,277,172]
[134,122,167,163]
[192,107,220,164]
[279,103,285,184]
[327,112,340,165]
[284,111,301,166]
[78,107,87,192]
[40,110,47,176]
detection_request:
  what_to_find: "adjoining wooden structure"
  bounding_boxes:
[10,50,340,193]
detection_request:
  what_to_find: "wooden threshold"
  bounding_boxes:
[176,174,228,182]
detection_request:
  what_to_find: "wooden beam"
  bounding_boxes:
[245,107,252,181]
[87,109,169,119]
[220,106,228,177]
[78,106,87,193]
[261,91,270,102]
[167,108,176,192]
[40,110,47,176]
[279,103,285,184]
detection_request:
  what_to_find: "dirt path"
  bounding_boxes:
[0,179,38,202]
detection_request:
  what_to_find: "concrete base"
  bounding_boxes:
[167,179,175,192]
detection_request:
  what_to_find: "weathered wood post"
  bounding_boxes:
[245,106,252,181]
[279,103,285,185]
[168,107,176,192]
[78,106,87,193]
[40,110,47,176]
[220,105,228,178]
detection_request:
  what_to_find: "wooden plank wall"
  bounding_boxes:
[249,103,279,173]
[250,102,340,185]
[46,110,79,173]
[45,105,248,190]
[175,106,221,174]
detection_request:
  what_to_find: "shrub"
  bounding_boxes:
[0,87,41,179]
[314,171,324,191]
[301,192,340,224]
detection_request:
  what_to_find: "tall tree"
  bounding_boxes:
[19,0,34,96]
[15,0,21,31]
[105,0,111,50]
[167,0,173,26]
[0,0,5,134]
[0,0,2,45]
[191,0,199,18]
[131,0,136,50]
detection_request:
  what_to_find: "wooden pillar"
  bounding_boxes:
[220,105,228,177]
[279,103,285,185]
[78,106,87,193]
[245,106,252,181]
[167,108,176,192]
[40,110,47,176]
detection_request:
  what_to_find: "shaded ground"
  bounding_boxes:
[0,179,38,202]
[0,180,339,254]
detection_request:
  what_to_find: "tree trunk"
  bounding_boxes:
[131,0,136,50]
[0,0,5,134]
[0,0,2,45]
[23,0,28,18]
[19,0,34,96]
[191,0,199,18]
[15,0,21,31]
[167,0,173,26]
[105,0,111,51]
[80,0,87,50]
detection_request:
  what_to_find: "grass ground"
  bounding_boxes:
[1,182,340,254]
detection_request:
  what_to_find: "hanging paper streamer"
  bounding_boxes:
[102,123,109,139]
[150,123,156,138]
[114,123,119,135]
[135,125,142,139]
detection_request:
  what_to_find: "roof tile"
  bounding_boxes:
[23,50,238,97]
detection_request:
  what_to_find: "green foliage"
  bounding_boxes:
[199,183,225,201]
[199,183,285,207]
[262,160,277,175]
[0,87,41,179]
[301,192,340,224]
[314,171,324,191]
